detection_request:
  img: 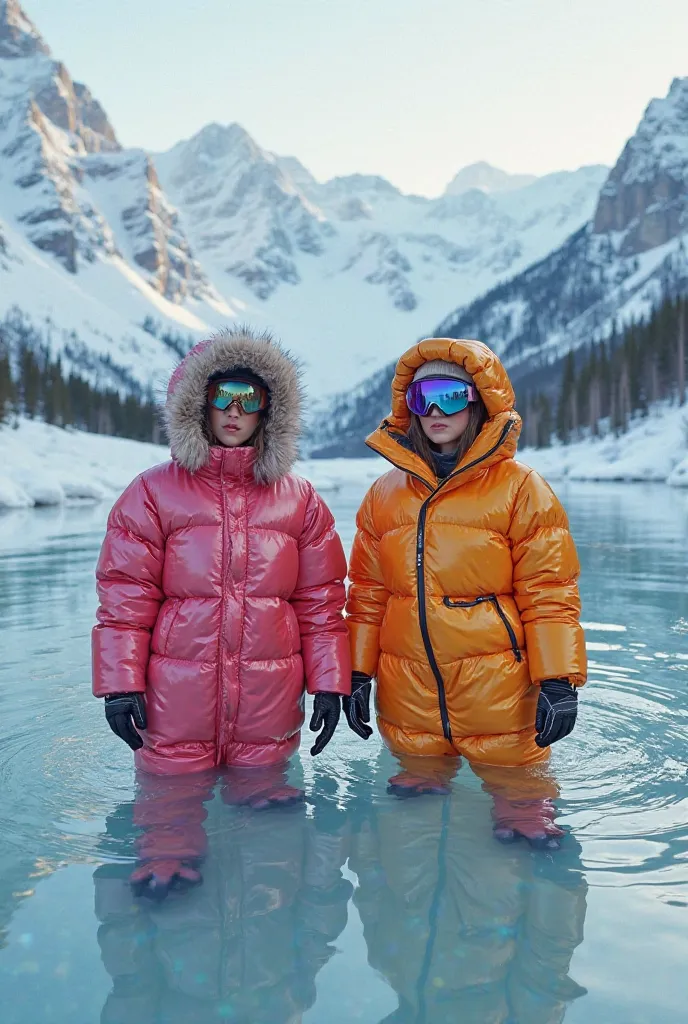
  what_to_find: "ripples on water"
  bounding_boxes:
[0,483,686,1023]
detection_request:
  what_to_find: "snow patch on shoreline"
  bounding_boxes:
[518,403,688,487]
[1,404,686,510]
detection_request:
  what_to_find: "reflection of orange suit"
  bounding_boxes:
[93,777,351,1024]
[349,781,587,1024]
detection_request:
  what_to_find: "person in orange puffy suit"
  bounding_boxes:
[344,338,587,837]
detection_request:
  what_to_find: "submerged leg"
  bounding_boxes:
[387,752,460,798]
[222,762,305,810]
[472,761,565,851]
[130,769,215,900]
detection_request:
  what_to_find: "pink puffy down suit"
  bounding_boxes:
[92,328,351,774]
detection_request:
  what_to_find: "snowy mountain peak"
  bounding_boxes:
[155,122,334,301]
[165,121,261,170]
[593,77,688,254]
[0,0,49,58]
[272,154,319,194]
[444,161,538,196]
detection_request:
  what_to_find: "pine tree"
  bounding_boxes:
[537,394,553,447]
[678,298,686,407]
[0,352,15,424]
[598,340,611,424]
[43,360,65,425]
[522,394,536,448]
[557,351,576,442]
[20,346,42,418]
[587,344,601,435]
[614,358,631,435]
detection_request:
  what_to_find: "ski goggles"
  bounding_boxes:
[406,377,479,417]
[207,379,269,414]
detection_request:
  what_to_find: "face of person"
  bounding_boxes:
[208,401,261,447]
[419,405,471,452]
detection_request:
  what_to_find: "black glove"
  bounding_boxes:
[343,672,373,740]
[309,693,341,756]
[535,679,578,748]
[104,693,147,751]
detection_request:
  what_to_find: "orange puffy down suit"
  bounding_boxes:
[346,338,587,768]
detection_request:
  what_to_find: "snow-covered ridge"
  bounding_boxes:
[157,119,607,316]
[154,119,606,388]
[0,0,48,59]
[0,0,236,388]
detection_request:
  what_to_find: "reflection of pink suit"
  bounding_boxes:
[94,776,351,1024]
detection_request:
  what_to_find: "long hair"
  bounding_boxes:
[407,397,488,468]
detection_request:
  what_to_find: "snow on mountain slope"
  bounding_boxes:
[0,4,211,300]
[0,0,607,398]
[155,123,332,302]
[437,77,688,374]
[306,80,688,455]
[0,212,219,390]
[157,122,606,389]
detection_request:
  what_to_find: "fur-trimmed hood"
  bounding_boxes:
[165,326,303,484]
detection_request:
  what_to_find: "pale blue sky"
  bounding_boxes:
[22,0,688,195]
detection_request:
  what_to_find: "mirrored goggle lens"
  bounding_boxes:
[406,379,477,417]
[208,380,268,414]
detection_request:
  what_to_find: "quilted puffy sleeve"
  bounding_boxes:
[345,483,391,679]
[92,474,165,697]
[508,470,587,686]
[291,485,351,696]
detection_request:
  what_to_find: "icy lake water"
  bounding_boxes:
[0,476,687,1024]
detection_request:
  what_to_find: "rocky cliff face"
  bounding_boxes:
[0,0,211,301]
[592,77,688,255]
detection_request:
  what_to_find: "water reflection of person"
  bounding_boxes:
[349,756,588,1024]
[93,766,351,1024]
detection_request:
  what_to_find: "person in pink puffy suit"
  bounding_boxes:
[92,326,351,789]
